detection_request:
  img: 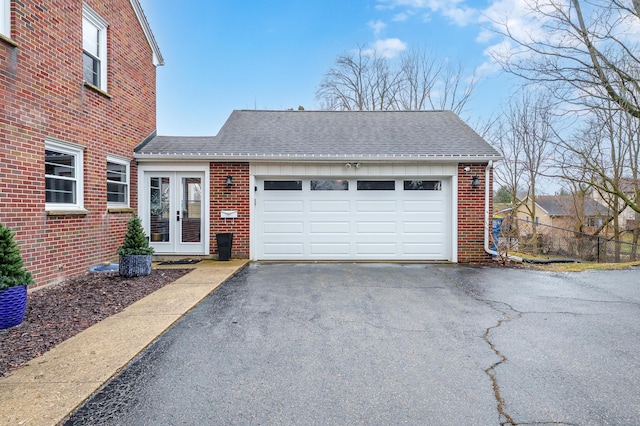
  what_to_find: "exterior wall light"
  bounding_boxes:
[472,176,481,187]
[225,175,233,186]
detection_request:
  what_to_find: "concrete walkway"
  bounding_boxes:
[0,259,248,426]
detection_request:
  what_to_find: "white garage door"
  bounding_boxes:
[256,178,451,260]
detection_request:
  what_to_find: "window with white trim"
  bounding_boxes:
[107,155,130,207]
[587,217,603,227]
[82,4,108,90]
[45,139,85,210]
[0,0,10,38]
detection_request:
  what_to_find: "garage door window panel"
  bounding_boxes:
[357,181,395,191]
[264,180,302,190]
[311,179,349,191]
[404,180,442,190]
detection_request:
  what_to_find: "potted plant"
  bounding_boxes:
[118,213,154,277]
[0,223,34,329]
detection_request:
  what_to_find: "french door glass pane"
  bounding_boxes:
[182,178,201,243]
[150,177,170,242]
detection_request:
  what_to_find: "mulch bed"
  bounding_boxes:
[0,268,190,377]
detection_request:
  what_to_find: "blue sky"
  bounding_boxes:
[138,0,519,136]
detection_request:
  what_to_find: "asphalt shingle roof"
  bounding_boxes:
[536,196,610,217]
[136,110,501,161]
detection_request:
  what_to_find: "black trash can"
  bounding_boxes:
[216,233,233,261]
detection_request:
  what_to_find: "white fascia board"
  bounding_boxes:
[129,0,164,66]
[134,153,503,163]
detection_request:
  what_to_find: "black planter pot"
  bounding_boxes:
[119,254,152,277]
[0,285,28,330]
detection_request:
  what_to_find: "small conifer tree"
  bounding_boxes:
[118,213,154,256]
[0,223,34,290]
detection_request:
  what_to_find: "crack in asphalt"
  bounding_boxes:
[441,269,591,426]
[482,300,522,426]
[440,270,522,425]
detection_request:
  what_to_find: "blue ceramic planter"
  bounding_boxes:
[0,285,27,329]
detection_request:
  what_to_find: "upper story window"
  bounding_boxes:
[0,0,10,38]
[107,155,130,207]
[45,139,85,211]
[82,4,108,91]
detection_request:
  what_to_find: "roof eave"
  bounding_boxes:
[130,0,164,66]
[134,153,503,163]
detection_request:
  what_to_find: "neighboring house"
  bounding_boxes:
[591,178,639,231]
[1,0,163,287]
[514,195,610,233]
[135,110,501,263]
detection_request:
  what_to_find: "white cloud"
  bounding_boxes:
[392,12,410,22]
[475,28,495,44]
[368,20,387,36]
[376,0,477,26]
[364,38,408,58]
[477,0,573,66]
[441,6,477,26]
[480,0,571,40]
[475,58,503,78]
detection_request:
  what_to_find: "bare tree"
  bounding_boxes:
[397,49,478,115]
[557,103,640,259]
[488,112,526,206]
[316,47,402,111]
[489,0,640,259]
[489,0,640,117]
[316,47,477,114]
[488,91,555,253]
[557,105,640,214]
[435,61,478,115]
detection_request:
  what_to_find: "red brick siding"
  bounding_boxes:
[457,163,493,262]
[1,1,157,287]
[209,163,251,259]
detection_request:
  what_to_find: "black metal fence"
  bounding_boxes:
[494,218,640,263]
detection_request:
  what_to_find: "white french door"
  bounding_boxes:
[145,171,206,254]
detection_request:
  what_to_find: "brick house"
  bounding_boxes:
[136,110,500,263]
[2,1,499,288]
[1,0,163,287]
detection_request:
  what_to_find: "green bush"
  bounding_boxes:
[0,223,34,290]
[117,213,155,256]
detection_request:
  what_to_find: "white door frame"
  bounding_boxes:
[138,163,210,255]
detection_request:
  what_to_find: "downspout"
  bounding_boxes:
[484,161,523,262]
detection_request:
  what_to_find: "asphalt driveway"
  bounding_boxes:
[65,263,640,425]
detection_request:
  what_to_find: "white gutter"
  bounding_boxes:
[484,160,523,262]
[133,152,503,163]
